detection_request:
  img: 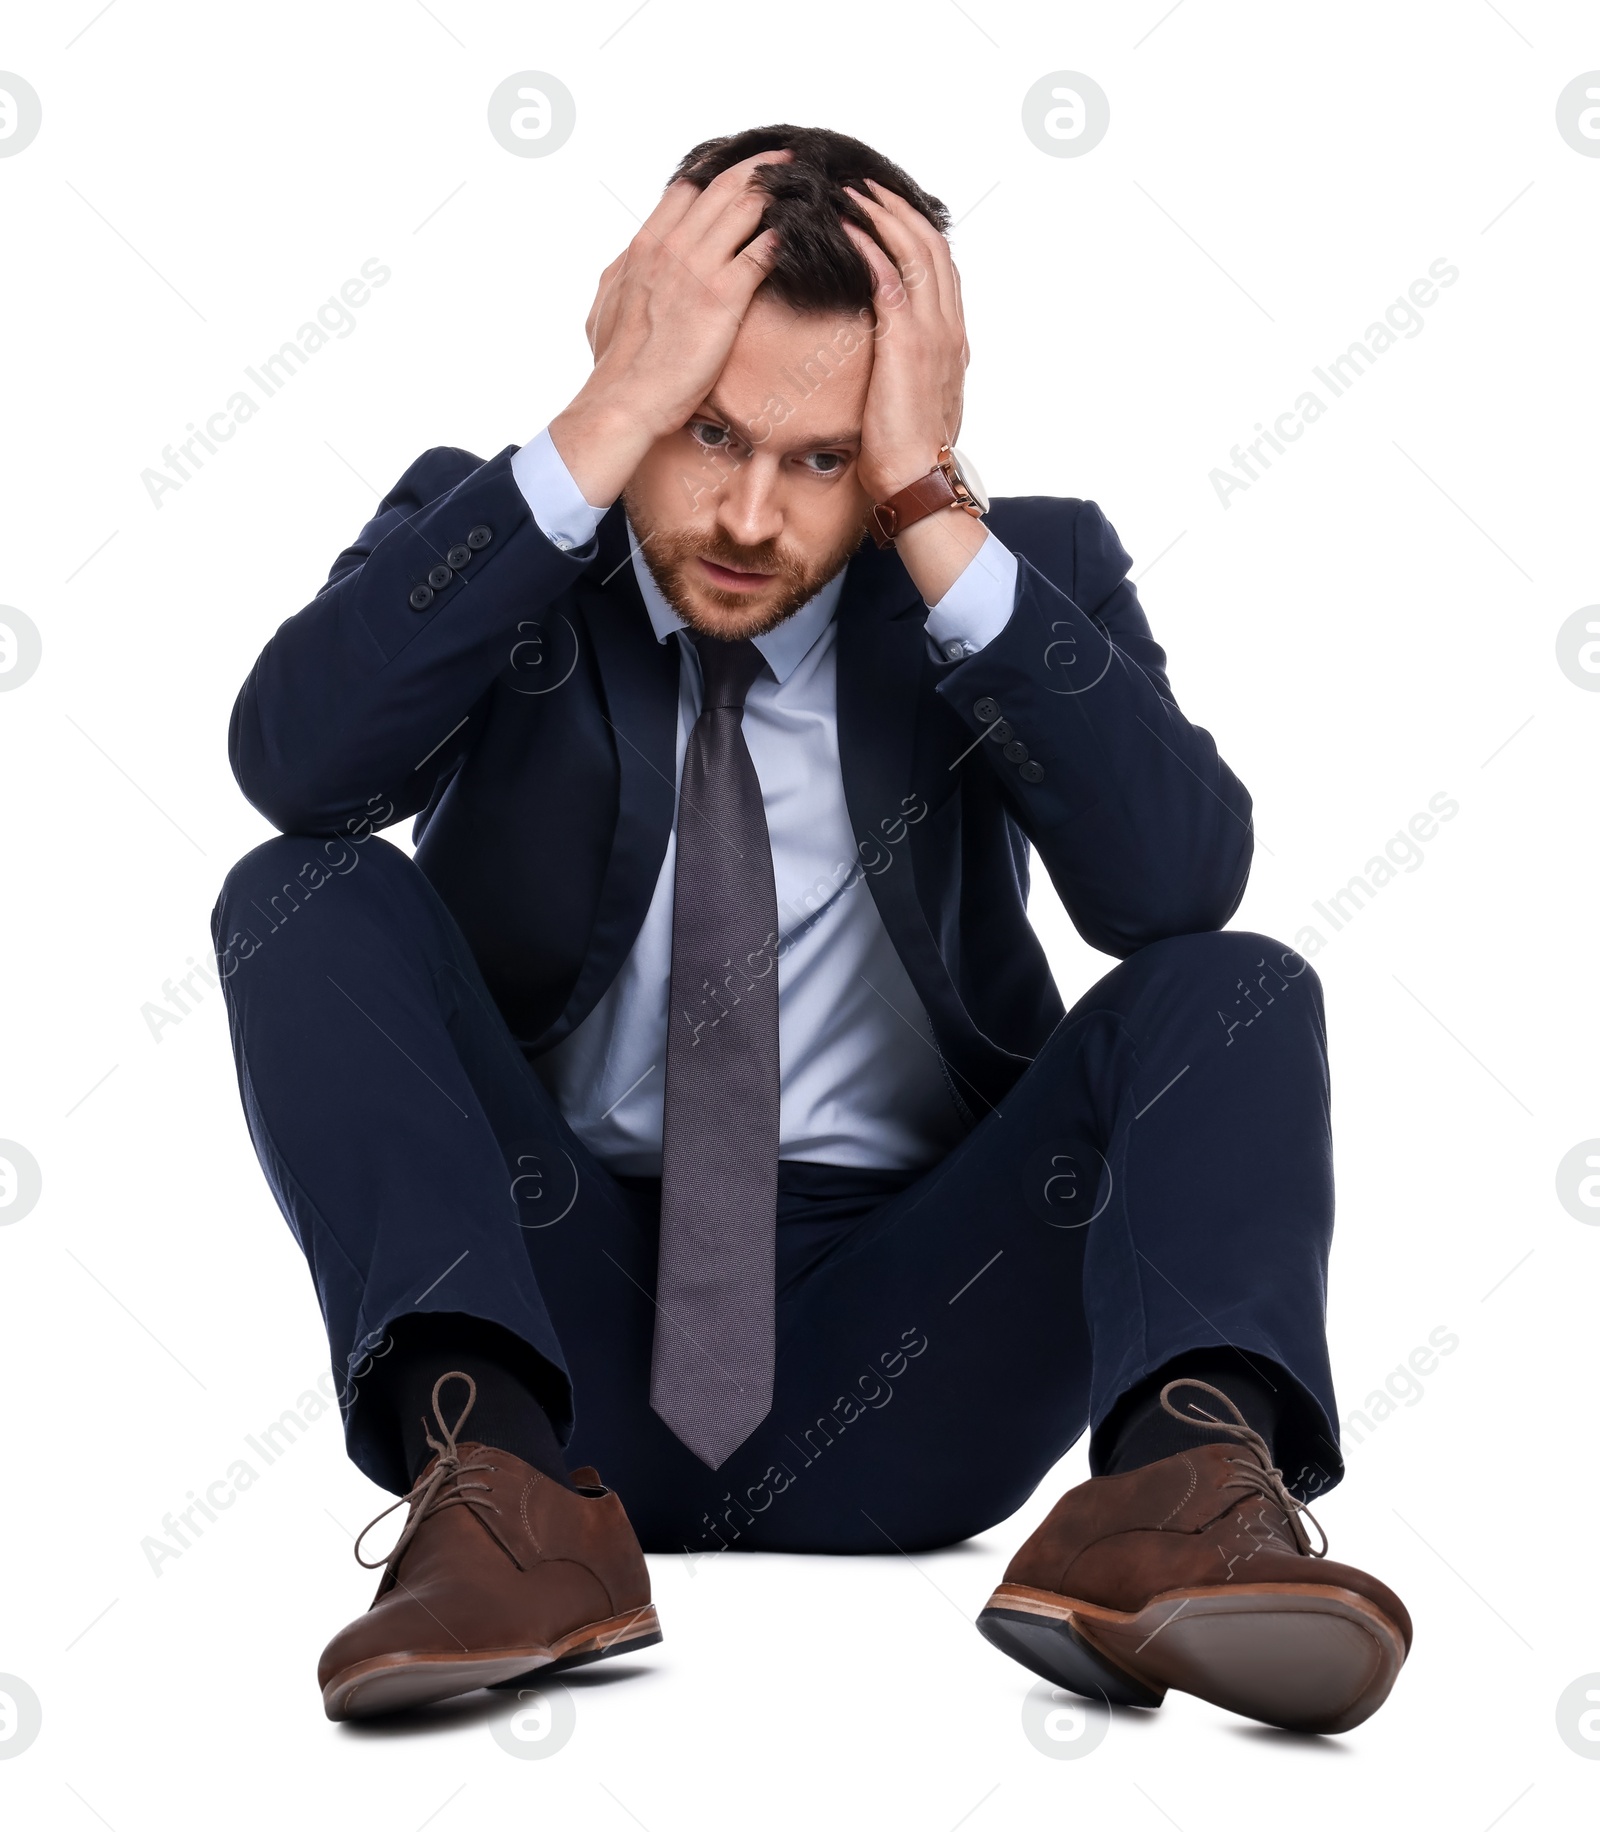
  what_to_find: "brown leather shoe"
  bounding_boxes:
[318,1373,661,1721]
[977,1379,1411,1734]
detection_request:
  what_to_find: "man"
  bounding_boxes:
[216,124,1410,1733]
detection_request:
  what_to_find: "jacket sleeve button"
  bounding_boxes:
[974,696,1000,722]
[467,525,493,550]
[408,584,435,611]
[427,564,453,590]
[1003,740,1029,763]
[446,544,472,569]
[987,719,1014,744]
[1019,760,1045,783]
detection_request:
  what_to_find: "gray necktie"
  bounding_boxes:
[650,631,781,1469]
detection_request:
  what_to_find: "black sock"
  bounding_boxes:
[1098,1347,1288,1478]
[369,1315,575,1490]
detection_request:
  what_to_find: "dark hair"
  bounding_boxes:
[665,124,950,314]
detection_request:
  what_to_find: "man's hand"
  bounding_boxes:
[549,151,791,508]
[842,181,988,607]
[839,179,970,504]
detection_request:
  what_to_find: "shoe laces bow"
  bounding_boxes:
[353,1372,525,1583]
[1158,1377,1329,1558]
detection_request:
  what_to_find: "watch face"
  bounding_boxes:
[950,446,989,514]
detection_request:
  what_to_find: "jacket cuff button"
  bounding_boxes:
[408,584,434,611]
[467,525,493,550]
[974,696,1000,722]
[446,544,472,569]
[1019,760,1045,783]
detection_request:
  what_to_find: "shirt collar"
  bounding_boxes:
[625,515,849,687]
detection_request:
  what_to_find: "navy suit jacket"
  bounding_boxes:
[229,444,1253,1123]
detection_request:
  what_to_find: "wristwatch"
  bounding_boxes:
[869,445,989,550]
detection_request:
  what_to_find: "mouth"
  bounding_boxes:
[697,556,777,592]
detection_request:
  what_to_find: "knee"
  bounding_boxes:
[1120,928,1323,1005]
[217,832,366,918]
[211,833,417,960]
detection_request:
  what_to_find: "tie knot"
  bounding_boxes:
[692,632,766,710]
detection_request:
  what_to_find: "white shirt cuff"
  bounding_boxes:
[922,530,1019,662]
[511,425,608,555]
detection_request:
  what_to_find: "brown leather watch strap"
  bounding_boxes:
[869,465,961,549]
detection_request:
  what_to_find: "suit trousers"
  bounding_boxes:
[212,831,1342,1554]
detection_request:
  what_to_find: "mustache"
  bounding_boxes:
[652,535,811,586]
[698,541,791,575]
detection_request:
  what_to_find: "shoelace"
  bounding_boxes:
[1158,1377,1328,1558]
[353,1371,525,1583]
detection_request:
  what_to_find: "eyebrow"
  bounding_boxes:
[696,396,860,449]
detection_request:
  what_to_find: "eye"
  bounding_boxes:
[802,451,849,476]
[688,421,733,451]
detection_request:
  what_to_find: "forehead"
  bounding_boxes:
[707,298,872,446]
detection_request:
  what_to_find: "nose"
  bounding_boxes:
[711,454,784,555]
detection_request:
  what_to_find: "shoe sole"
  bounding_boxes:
[977,1582,1406,1733]
[322,1604,662,1721]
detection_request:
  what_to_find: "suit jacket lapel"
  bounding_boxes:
[545,506,680,1045]
[834,531,923,833]
[834,535,960,1027]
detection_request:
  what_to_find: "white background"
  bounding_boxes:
[1,1,1596,1825]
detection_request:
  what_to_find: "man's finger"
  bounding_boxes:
[631,175,704,250]
[627,152,787,302]
[852,181,957,323]
[873,182,959,322]
[869,179,961,321]
[673,148,793,247]
[685,175,786,277]
[951,262,971,367]
[845,186,936,316]
[842,218,910,319]
[732,226,781,282]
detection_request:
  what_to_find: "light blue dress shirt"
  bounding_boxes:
[510,427,1021,1174]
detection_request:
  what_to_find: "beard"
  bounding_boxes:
[622,489,872,638]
